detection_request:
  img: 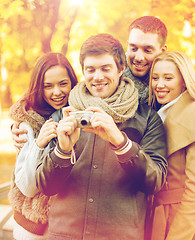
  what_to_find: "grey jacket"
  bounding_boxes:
[36,103,167,240]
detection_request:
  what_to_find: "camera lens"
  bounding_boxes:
[80,114,91,126]
[81,119,88,126]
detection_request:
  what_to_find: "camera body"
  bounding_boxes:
[70,111,94,128]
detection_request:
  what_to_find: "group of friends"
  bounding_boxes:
[9,16,195,240]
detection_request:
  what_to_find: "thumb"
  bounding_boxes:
[62,106,76,119]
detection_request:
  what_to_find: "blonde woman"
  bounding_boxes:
[149,51,195,240]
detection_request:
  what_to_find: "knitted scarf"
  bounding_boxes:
[8,95,50,225]
[123,66,149,104]
[69,77,139,123]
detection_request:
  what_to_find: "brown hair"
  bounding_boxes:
[26,52,78,117]
[79,33,126,72]
[129,16,167,47]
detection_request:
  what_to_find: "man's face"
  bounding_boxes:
[83,53,124,98]
[127,28,166,78]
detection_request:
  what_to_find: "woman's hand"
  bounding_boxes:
[36,118,58,148]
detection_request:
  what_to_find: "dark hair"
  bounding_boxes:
[79,33,126,72]
[26,52,78,117]
[129,16,167,47]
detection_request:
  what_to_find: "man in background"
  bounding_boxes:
[124,16,167,104]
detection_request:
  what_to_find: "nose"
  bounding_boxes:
[94,70,104,80]
[53,85,61,95]
[156,79,165,88]
[135,49,144,61]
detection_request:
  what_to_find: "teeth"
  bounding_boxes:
[135,64,145,68]
[52,97,64,102]
[157,92,167,96]
[93,83,107,87]
[94,84,105,87]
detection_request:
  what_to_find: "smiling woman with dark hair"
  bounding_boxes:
[8,52,78,240]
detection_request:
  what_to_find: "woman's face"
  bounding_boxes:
[151,60,186,105]
[43,65,72,110]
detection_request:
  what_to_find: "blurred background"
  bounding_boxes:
[0,0,195,191]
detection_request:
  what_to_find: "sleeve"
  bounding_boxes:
[112,109,167,194]
[166,142,195,240]
[14,122,44,197]
[36,144,73,196]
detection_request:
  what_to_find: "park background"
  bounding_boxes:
[0,0,195,202]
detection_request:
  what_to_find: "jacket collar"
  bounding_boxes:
[164,91,195,156]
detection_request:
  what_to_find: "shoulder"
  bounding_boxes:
[9,94,27,121]
[166,92,195,126]
[136,102,161,123]
[19,122,35,140]
[165,92,195,155]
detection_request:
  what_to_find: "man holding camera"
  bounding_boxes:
[35,33,167,240]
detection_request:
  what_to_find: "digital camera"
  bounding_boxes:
[70,111,94,128]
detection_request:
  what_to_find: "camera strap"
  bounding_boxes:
[69,136,77,165]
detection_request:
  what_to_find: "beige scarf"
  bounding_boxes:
[69,77,139,123]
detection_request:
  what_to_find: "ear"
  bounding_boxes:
[119,65,125,77]
[161,44,167,52]
[182,82,187,92]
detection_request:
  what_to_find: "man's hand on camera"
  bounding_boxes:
[57,106,80,153]
[82,107,124,147]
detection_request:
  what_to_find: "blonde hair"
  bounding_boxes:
[149,50,195,107]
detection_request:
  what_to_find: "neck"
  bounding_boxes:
[123,66,149,104]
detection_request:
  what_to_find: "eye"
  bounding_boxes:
[165,76,173,80]
[44,84,52,89]
[145,48,153,54]
[130,46,137,52]
[152,76,158,81]
[102,67,111,72]
[86,68,95,73]
[60,82,68,86]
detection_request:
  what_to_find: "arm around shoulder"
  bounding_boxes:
[15,122,44,197]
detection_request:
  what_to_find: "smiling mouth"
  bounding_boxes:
[156,91,168,98]
[133,63,147,69]
[92,83,108,89]
[51,96,65,102]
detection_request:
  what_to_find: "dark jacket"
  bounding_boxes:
[36,103,167,240]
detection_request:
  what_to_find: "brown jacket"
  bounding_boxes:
[151,91,195,240]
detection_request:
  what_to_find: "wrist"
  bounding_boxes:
[110,132,132,152]
[110,132,127,148]
[35,139,45,149]
[35,139,42,149]
[58,143,72,155]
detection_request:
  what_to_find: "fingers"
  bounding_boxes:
[44,119,58,128]
[85,106,104,114]
[58,117,77,136]
[36,118,58,148]
[62,106,76,119]
[12,121,28,151]
[13,134,27,150]
[13,141,26,151]
[11,122,28,135]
